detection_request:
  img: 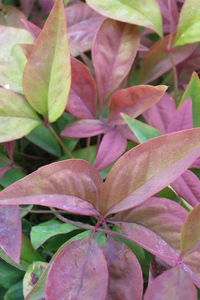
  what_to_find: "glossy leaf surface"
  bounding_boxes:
[102,238,143,300]
[93,19,140,109]
[100,129,200,215]
[174,0,200,46]
[138,35,197,84]
[23,0,71,122]
[0,159,103,213]
[180,72,200,128]
[144,266,197,300]
[0,88,41,142]
[86,0,163,36]
[45,238,108,299]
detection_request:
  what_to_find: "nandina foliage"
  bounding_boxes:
[1,0,200,299]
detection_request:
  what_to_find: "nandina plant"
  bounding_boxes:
[1,0,200,299]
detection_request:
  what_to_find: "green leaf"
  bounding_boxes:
[86,0,163,37]
[0,259,24,289]
[122,113,162,142]
[23,0,71,122]
[174,0,200,46]
[180,72,200,128]
[0,88,41,142]
[31,219,78,250]
[4,280,24,300]
[20,234,44,266]
[0,26,33,93]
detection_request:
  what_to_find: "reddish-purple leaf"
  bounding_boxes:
[138,35,197,84]
[45,238,108,299]
[143,92,176,133]
[144,266,197,300]
[158,0,179,32]
[191,157,200,169]
[167,98,193,133]
[4,141,15,164]
[99,129,200,215]
[20,0,35,16]
[148,257,171,284]
[61,120,109,138]
[0,206,21,263]
[0,159,103,212]
[66,57,97,119]
[172,170,200,207]
[93,128,127,171]
[21,19,41,40]
[114,197,187,251]
[108,85,167,126]
[93,19,140,111]
[102,238,143,300]
[65,3,105,57]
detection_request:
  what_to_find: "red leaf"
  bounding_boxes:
[102,238,143,300]
[0,206,21,263]
[143,92,176,133]
[0,159,103,212]
[93,128,127,171]
[66,57,97,119]
[144,266,197,300]
[61,120,109,138]
[108,85,167,125]
[172,170,200,207]
[93,19,140,110]
[45,238,108,299]
[66,3,105,57]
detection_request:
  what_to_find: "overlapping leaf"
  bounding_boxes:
[45,238,108,299]
[0,88,42,142]
[86,0,163,37]
[23,0,71,122]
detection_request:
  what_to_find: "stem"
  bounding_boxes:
[167,0,174,50]
[86,137,90,161]
[19,207,71,214]
[169,52,178,100]
[48,124,73,158]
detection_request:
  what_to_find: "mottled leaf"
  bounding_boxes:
[66,57,97,119]
[102,238,143,300]
[122,113,162,143]
[66,3,105,56]
[92,18,140,110]
[0,206,21,264]
[0,159,103,212]
[45,238,108,299]
[0,88,42,142]
[174,0,200,46]
[31,219,78,250]
[86,0,163,37]
[23,0,71,122]
[93,128,127,171]
[180,72,200,128]
[61,119,109,138]
[172,170,200,207]
[143,92,176,133]
[167,98,193,133]
[99,129,200,215]
[138,35,197,84]
[108,85,167,125]
[0,25,33,93]
[144,266,197,300]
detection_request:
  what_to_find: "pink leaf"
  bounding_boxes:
[45,238,108,299]
[65,3,105,57]
[20,0,35,16]
[21,19,41,40]
[108,85,167,126]
[93,128,127,171]
[4,141,15,164]
[0,206,21,264]
[66,57,97,119]
[172,170,200,207]
[114,197,187,251]
[143,92,176,133]
[167,98,193,133]
[93,19,140,110]
[102,238,143,300]
[144,266,197,300]
[61,120,109,138]
[99,129,200,215]
[0,159,103,212]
